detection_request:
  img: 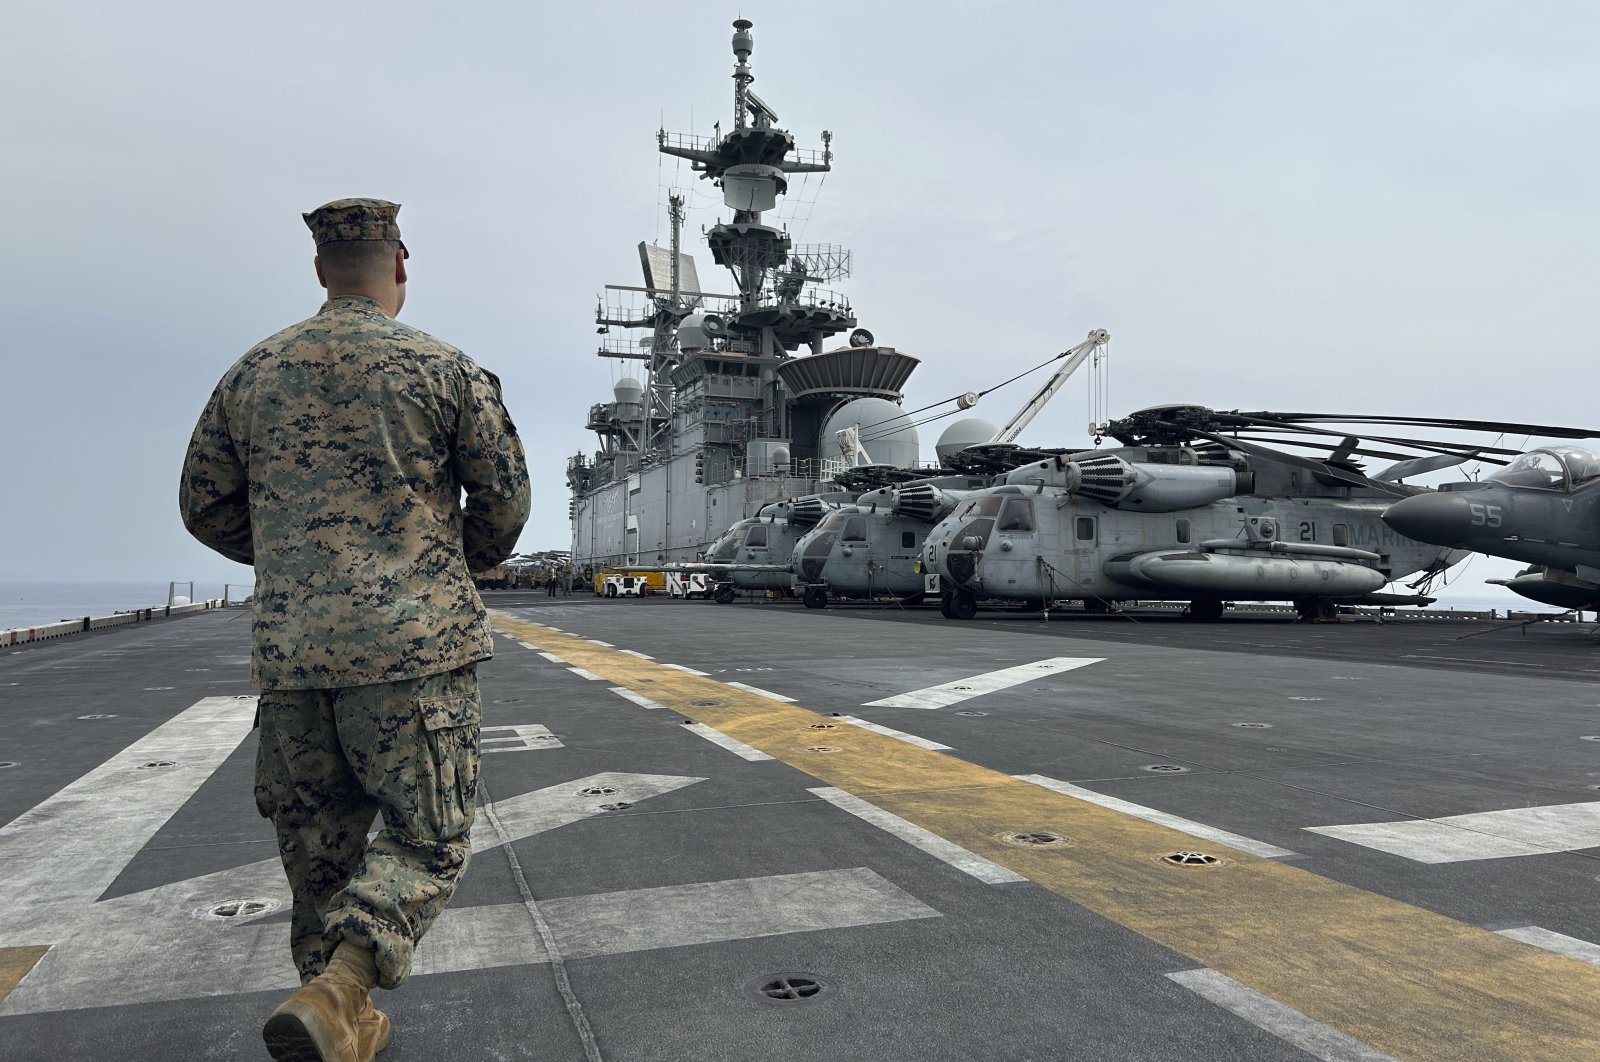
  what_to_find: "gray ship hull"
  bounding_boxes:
[571,465,822,569]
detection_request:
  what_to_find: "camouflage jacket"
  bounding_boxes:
[180,295,531,690]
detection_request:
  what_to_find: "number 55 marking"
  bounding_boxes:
[1470,502,1503,529]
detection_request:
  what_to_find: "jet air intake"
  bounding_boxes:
[1003,454,1239,512]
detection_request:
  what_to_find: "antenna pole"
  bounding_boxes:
[732,19,754,129]
[668,192,684,306]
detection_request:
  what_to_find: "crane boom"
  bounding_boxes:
[992,329,1109,443]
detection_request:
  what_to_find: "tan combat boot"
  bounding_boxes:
[262,977,391,1062]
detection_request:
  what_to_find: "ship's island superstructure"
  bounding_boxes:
[567,19,923,572]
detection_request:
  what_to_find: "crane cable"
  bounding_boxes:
[855,346,1089,441]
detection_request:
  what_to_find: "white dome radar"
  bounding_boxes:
[935,417,1000,465]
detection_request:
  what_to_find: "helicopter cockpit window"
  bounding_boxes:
[818,513,850,532]
[1487,450,1567,490]
[842,516,867,542]
[744,525,768,548]
[956,496,1006,519]
[996,498,1035,533]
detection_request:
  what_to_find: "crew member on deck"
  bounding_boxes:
[179,198,531,1062]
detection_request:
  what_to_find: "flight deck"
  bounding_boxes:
[2,596,1599,1061]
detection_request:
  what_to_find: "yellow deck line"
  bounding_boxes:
[0,946,50,1005]
[493,614,1600,1060]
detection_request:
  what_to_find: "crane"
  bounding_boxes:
[990,329,1110,443]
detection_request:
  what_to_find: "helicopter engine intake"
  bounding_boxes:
[1003,454,1239,513]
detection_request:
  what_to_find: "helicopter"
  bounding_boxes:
[1381,440,1600,610]
[789,473,988,608]
[921,405,1480,622]
[694,495,850,603]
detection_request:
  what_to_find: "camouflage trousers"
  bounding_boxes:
[255,664,481,990]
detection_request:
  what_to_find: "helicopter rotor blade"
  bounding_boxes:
[1174,425,1414,497]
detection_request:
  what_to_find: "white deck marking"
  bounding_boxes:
[619,649,653,660]
[536,651,567,665]
[808,787,1026,884]
[610,687,668,711]
[567,667,604,682]
[833,715,951,751]
[0,772,704,1015]
[1495,926,1600,965]
[0,696,257,915]
[862,657,1104,709]
[1304,801,1600,863]
[514,639,541,651]
[661,662,710,676]
[1018,775,1297,859]
[682,723,774,761]
[725,681,796,702]
[587,639,615,647]
[480,724,562,754]
[1168,969,1399,1061]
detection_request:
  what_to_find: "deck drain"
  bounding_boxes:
[1582,736,1600,742]
[580,786,618,796]
[1164,851,1225,868]
[803,746,840,753]
[144,686,175,691]
[1287,696,1323,702]
[951,685,974,691]
[0,761,17,770]
[197,898,278,920]
[1001,831,1070,848]
[78,714,117,720]
[494,697,522,703]
[600,802,634,811]
[745,973,834,1005]
[139,760,178,770]
[1266,747,1289,752]
[690,700,722,707]
[955,710,988,717]
[1142,764,1190,773]
[1232,722,1272,729]
[808,723,837,730]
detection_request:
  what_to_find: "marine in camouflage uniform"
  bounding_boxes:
[180,199,530,1022]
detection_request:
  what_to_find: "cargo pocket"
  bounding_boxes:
[418,694,481,843]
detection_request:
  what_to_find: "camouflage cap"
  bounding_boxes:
[303,198,409,258]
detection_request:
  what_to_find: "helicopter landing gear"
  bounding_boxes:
[713,584,736,604]
[802,586,828,609]
[1295,597,1339,623]
[1185,597,1225,623]
[941,589,978,620]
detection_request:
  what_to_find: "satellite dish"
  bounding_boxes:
[848,328,875,348]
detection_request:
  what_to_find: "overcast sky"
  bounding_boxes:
[3,1,1595,602]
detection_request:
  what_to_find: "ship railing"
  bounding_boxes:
[658,131,718,157]
[598,334,652,360]
[757,283,852,314]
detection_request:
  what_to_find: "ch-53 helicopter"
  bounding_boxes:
[1380,430,1600,611]
[922,405,1480,622]
[788,472,987,608]
[696,495,850,603]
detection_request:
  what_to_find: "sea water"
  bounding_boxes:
[0,580,248,631]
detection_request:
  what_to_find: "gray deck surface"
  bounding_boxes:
[2,594,1599,1061]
